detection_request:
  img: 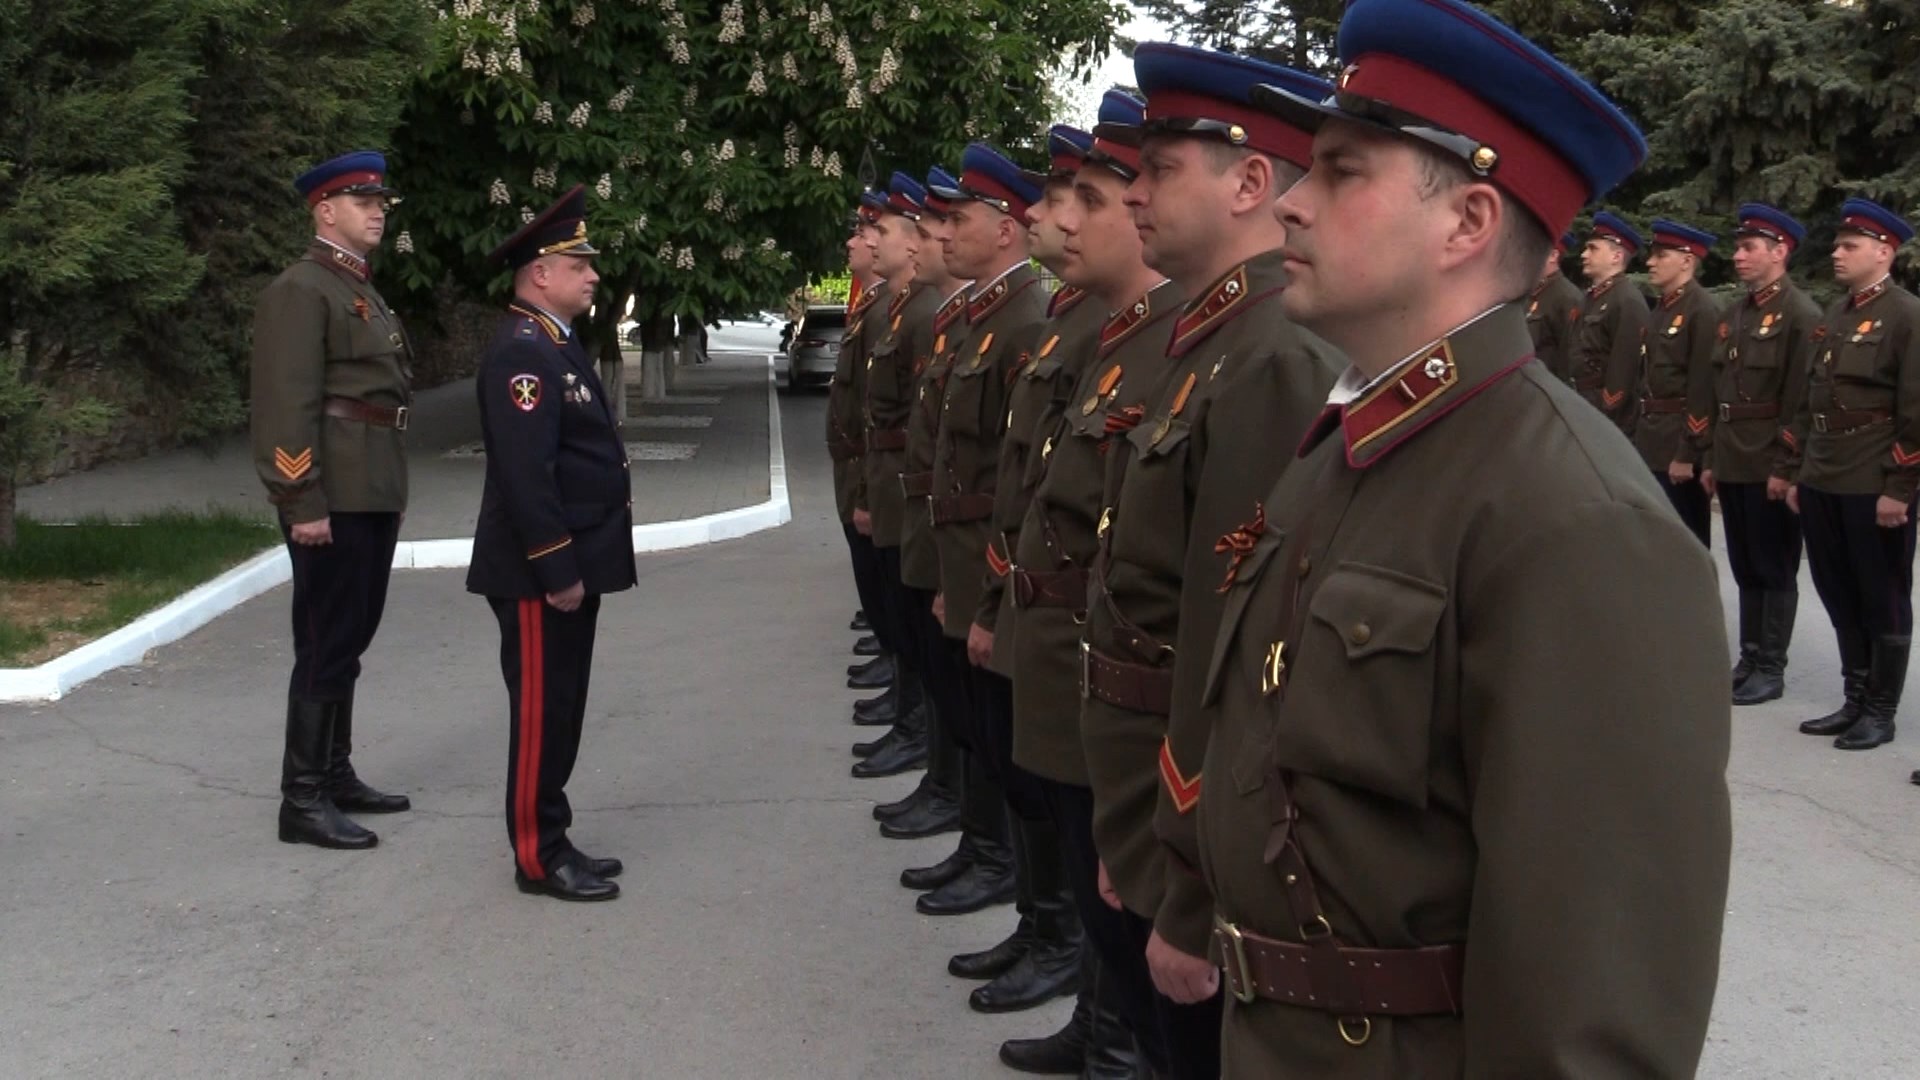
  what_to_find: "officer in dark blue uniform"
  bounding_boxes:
[467,185,638,901]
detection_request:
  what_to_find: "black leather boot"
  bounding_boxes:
[858,665,923,727]
[852,634,882,656]
[1733,590,1796,706]
[878,686,958,835]
[1836,634,1906,750]
[326,690,411,813]
[1082,956,1147,1080]
[918,754,1015,915]
[901,843,972,891]
[853,703,929,778]
[278,699,377,850]
[971,815,1082,1011]
[1802,628,1869,735]
[998,960,1094,1075]
[1730,588,1762,690]
[848,653,894,688]
[850,611,870,632]
[951,816,1036,980]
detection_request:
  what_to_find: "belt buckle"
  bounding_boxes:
[393,406,409,431]
[1080,641,1092,701]
[1214,915,1258,1005]
[1814,413,1830,434]
[1718,403,1731,422]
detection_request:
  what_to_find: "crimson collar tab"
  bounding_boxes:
[1249,0,1646,238]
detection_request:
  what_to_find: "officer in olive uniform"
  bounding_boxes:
[1573,211,1652,432]
[467,185,637,901]
[1709,204,1820,706]
[1786,198,1920,753]
[892,169,988,898]
[918,144,1050,919]
[1194,1,1732,1071]
[950,125,1106,1026]
[251,151,413,851]
[854,174,946,790]
[835,202,896,694]
[1069,48,1342,1080]
[1635,219,1723,545]
[1526,232,1584,384]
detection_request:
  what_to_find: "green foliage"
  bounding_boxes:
[0,510,278,665]
[388,0,1124,359]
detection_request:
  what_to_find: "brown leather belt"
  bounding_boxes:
[1719,401,1779,422]
[324,396,408,430]
[928,492,995,525]
[900,471,932,498]
[869,427,909,451]
[1214,916,1465,1018]
[1813,408,1891,435]
[1082,644,1172,716]
[1012,568,1087,611]
[1572,374,1605,393]
[1640,397,1686,414]
[827,436,866,463]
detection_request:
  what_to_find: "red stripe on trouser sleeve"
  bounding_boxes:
[515,599,545,879]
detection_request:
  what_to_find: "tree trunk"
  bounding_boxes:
[0,472,16,550]
[638,315,674,402]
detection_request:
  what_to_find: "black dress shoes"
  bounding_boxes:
[847,655,894,689]
[852,635,882,656]
[329,777,411,814]
[877,795,959,839]
[916,859,1015,915]
[850,611,869,632]
[516,859,619,901]
[901,847,971,891]
[570,849,624,878]
[949,921,1031,980]
[852,732,927,778]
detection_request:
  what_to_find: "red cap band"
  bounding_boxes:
[306,169,383,206]
[1342,52,1586,236]
[1652,230,1707,260]
[1148,88,1313,168]
[959,171,1034,220]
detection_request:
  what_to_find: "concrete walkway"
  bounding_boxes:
[17,351,772,539]
[1,382,1918,1077]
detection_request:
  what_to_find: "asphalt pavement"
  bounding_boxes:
[1,375,1918,1077]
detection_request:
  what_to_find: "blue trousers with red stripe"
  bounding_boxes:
[490,595,601,879]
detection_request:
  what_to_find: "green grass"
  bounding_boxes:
[0,510,280,666]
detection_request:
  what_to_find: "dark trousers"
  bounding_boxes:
[1801,487,1918,640]
[1655,472,1712,548]
[491,594,602,880]
[969,667,1049,821]
[872,544,914,665]
[842,524,901,655]
[281,510,400,702]
[1720,481,1803,592]
[1039,777,1223,1080]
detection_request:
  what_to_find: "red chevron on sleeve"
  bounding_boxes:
[1601,389,1626,409]
[1893,443,1920,468]
[1686,415,1710,436]
[1159,739,1201,815]
[1780,428,1798,451]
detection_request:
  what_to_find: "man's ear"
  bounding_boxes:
[1230,154,1275,217]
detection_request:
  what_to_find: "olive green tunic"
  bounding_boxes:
[827,282,887,523]
[250,242,413,523]
[1524,270,1583,385]
[1081,251,1340,925]
[1705,277,1821,484]
[1197,304,1729,1077]
[1786,278,1920,500]
[930,264,1047,639]
[1570,273,1650,434]
[978,286,1105,676]
[900,288,970,591]
[1007,281,1182,785]
[1630,280,1721,471]
[864,284,941,549]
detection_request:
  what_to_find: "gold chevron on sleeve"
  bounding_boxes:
[274,447,314,482]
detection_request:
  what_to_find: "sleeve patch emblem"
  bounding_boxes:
[510,373,542,411]
[273,447,313,482]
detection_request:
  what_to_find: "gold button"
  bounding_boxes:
[1349,623,1372,646]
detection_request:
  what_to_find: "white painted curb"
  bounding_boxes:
[0,357,790,703]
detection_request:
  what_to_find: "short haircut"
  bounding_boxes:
[1415,147,1552,302]
[1196,143,1304,200]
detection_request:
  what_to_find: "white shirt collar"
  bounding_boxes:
[1326,304,1505,407]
